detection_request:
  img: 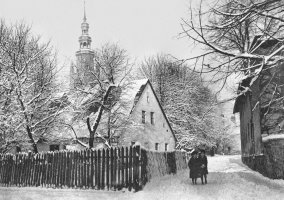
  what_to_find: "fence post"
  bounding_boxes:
[101,149,105,190]
[46,152,51,187]
[10,155,15,186]
[94,150,97,189]
[110,148,114,189]
[74,151,79,188]
[61,151,65,187]
[125,147,129,189]
[8,155,12,186]
[121,147,125,187]
[86,150,91,188]
[133,145,140,191]
[117,147,121,190]
[83,150,86,188]
[106,148,110,190]
[113,148,117,191]
[90,150,94,189]
[97,149,101,189]
[22,154,27,186]
[69,151,72,187]
[128,146,133,191]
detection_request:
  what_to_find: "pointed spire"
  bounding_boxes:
[83,0,86,22]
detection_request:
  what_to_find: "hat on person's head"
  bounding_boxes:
[191,150,198,156]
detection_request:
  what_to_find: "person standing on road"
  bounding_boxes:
[188,150,200,184]
[199,149,208,184]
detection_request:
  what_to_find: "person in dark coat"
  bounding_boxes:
[199,149,208,184]
[188,150,201,184]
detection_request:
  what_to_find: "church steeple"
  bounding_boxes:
[79,0,92,49]
[83,0,87,22]
[70,0,96,89]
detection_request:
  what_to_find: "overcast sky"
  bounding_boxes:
[0,0,237,101]
[0,0,194,68]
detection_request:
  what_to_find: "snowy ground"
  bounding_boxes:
[1,155,284,200]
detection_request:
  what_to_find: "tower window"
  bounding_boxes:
[150,112,154,125]
[155,143,159,151]
[142,111,146,123]
[165,143,168,151]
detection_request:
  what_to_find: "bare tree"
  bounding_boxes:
[181,0,284,135]
[181,0,284,86]
[140,54,232,149]
[70,43,133,148]
[140,54,184,106]
[0,20,63,153]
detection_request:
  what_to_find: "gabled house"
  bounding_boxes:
[233,36,284,179]
[118,79,176,151]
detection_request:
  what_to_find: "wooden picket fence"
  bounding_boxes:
[0,146,186,191]
[0,146,143,191]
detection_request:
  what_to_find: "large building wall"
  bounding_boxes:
[75,51,95,83]
[239,79,262,157]
[243,138,284,179]
[239,94,252,156]
[251,79,262,155]
[120,83,176,151]
[239,77,284,179]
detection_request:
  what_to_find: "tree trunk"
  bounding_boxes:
[87,85,115,148]
[107,111,111,145]
[26,125,38,153]
[18,95,39,153]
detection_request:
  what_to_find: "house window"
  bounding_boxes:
[142,111,146,123]
[165,143,168,151]
[155,143,159,151]
[16,146,21,153]
[150,112,154,125]
[50,144,60,152]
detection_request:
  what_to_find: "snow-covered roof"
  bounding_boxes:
[120,78,149,115]
[262,134,284,143]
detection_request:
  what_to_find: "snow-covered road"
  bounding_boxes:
[1,155,284,200]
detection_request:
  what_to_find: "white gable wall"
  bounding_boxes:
[120,83,176,151]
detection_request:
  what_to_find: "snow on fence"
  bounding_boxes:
[0,146,186,191]
[0,146,142,191]
[141,150,187,181]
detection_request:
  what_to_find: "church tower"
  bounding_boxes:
[70,1,96,89]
